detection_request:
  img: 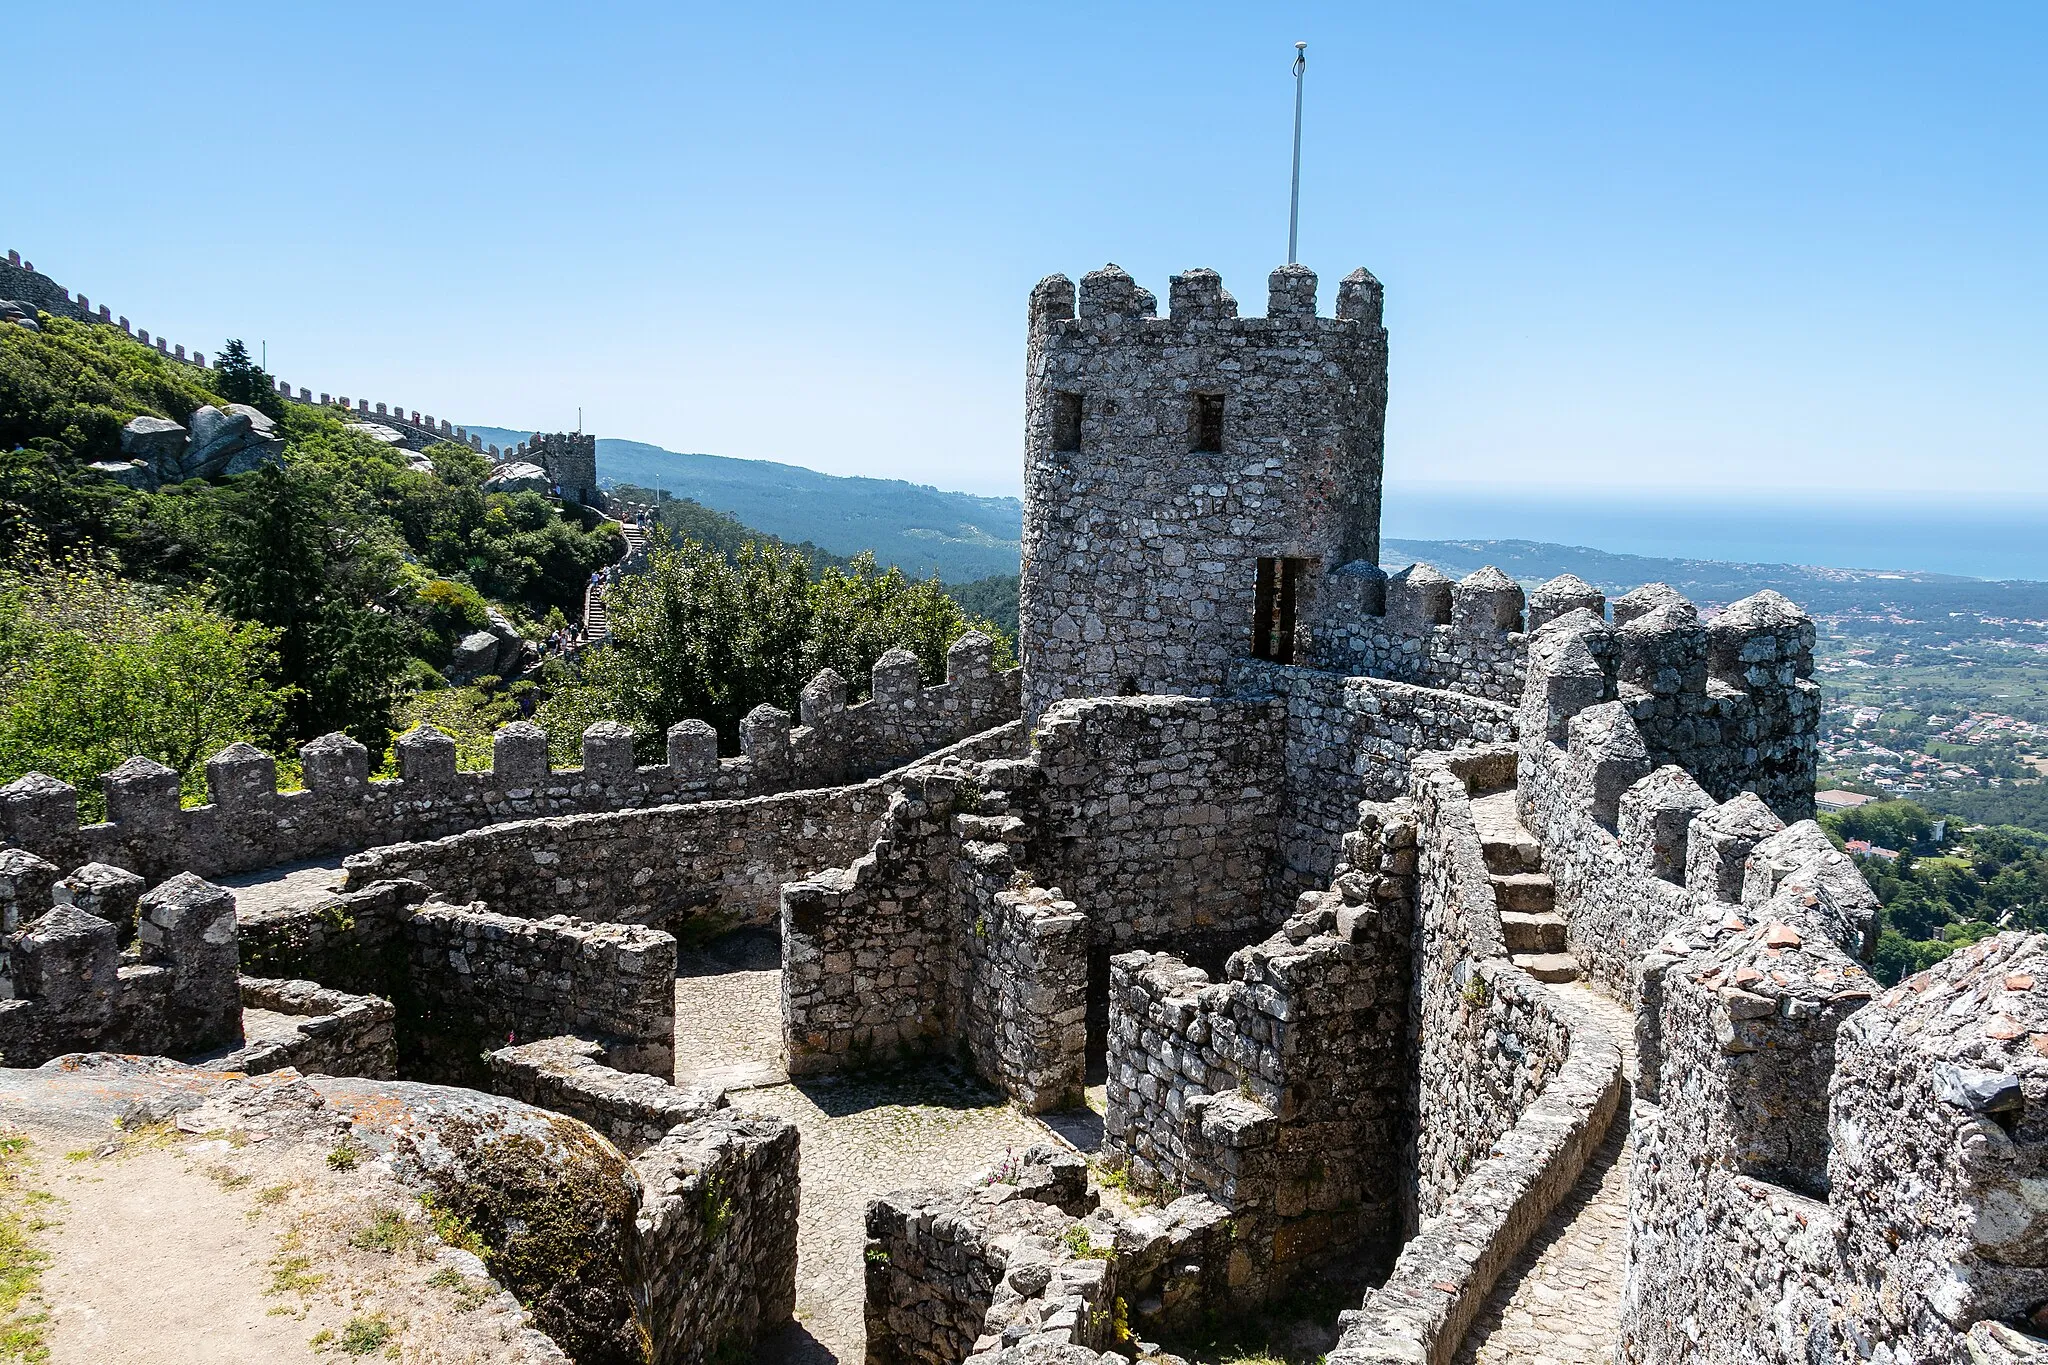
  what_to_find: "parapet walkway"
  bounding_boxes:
[1452,979,1636,1365]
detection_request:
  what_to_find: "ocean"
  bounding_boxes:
[1382,484,2048,583]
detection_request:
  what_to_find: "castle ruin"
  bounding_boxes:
[0,261,2038,1365]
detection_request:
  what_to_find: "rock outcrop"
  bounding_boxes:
[112,403,286,487]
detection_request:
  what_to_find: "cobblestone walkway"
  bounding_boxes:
[676,933,1057,1364]
[1452,981,1636,1365]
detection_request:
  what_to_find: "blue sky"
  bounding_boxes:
[11,2,2045,499]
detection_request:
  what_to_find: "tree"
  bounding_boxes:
[213,465,410,745]
[211,339,285,420]
[0,553,288,815]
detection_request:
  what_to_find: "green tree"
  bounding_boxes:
[213,466,410,745]
[210,339,285,420]
[0,554,288,815]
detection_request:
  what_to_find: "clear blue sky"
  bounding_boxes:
[12,2,2045,500]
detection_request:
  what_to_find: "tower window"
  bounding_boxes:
[1253,557,1307,664]
[1190,392,1225,453]
[1052,392,1083,452]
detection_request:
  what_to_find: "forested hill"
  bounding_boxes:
[463,429,1022,584]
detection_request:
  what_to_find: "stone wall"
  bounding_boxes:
[1516,604,1869,1000]
[237,879,426,996]
[338,722,1024,933]
[487,1035,723,1152]
[0,651,1020,889]
[0,871,241,1067]
[780,760,1088,1111]
[628,1110,801,1365]
[1230,659,1516,890]
[219,976,398,1079]
[1032,695,1287,950]
[1019,263,1388,720]
[1100,796,1417,1305]
[403,903,674,1085]
[1321,745,1627,1365]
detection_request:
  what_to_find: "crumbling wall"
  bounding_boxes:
[1326,745,1626,1365]
[487,1036,723,1152]
[780,760,1088,1111]
[221,977,398,1079]
[628,1110,801,1365]
[0,870,242,1066]
[0,653,1021,888]
[236,878,425,995]
[1230,659,1515,890]
[340,722,1024,932]
[402,903,674,1085]
[1101,797,1416,1304]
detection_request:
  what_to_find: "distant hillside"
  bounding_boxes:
[1383,538,2048,617]
[463,428,1022,583]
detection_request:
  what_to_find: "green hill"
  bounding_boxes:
[463,429,1022,583]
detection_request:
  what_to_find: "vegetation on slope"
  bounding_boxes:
[1823,800,2048,984]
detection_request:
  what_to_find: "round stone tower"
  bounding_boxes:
[1018,263,1389,720]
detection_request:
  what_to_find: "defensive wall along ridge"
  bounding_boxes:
[0,256,2041,1365]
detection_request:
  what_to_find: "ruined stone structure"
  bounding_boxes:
[2,257,2039,1365]
[533,430,602,507]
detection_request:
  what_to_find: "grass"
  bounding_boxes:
[0,1133,52,1362]
[336,1314,394,1355]
[267,1252,325,1296]
[326,1139,369,1172]
[426,1266,494,1312]
[352,1208,427,1257]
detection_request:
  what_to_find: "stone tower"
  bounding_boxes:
[1019,263,1389,720]
[532,431,601,509]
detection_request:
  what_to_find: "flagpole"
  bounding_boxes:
[1288,41,1307,265]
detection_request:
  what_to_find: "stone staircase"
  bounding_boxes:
[581,516,648,644]
[1470,791,1578,984]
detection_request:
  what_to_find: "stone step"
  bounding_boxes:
[1490,872,1556,914]
[1501,910,1567,955]
[1469,792,1544,875]
[1512,952,1581,984]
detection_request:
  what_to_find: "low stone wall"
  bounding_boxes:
[865,1146,1111,1365]
[1033,695,1287,948]
[1101,797,1418,1304]
[1326,964,1624,1365]
[1231,660,1516,889]
[487,1036,722,1152]
[221,976,397,1079]
[404,903,675,1085]
[629,1110,800,1365]
[0,645,1021,889]
[340,722,1024,932]
[237,879,426,995]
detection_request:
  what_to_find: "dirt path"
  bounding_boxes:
[39,1145,333,1364]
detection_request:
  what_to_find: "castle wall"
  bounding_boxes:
[487,1035,724,1152]
[1516,599,1865,1000]
[1229,659,1516,892]
[1303,562,1544,704]
[0,648,1019,890]
[1031,695,1287,950]
[1100,797,1417,1306]
[780,760,1088,1109]
[628,1111,801,1365]
[532,431,600,507]
[0,871,243,1066]
[1019,264,1388,719]
[400,902,675,1085]
[219,976,398,1080]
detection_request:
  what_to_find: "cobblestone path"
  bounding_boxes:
[676,933,1056,1364]
[1452,981,1636,1365]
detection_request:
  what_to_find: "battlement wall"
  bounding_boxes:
[1514,597,1846,998]
[1020,262,1388,717]
[0,640,1020,889]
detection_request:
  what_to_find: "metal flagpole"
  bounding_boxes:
[1288,42,1307,265]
